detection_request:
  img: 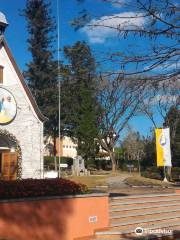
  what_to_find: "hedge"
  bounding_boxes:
[0,178,88,200]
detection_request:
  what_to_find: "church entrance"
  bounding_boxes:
[0,152,17,180]
[0,134,18,180]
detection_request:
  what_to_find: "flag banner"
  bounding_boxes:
[155,128,172,167]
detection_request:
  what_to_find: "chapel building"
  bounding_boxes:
[0,12,46,180]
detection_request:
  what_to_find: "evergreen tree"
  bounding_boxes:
[22,0,58,157]
[61,41,99,162]
[165,107,180,166]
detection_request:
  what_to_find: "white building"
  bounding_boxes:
[0,13,45,180]
[59,136,78,158]
[44,136,78,159]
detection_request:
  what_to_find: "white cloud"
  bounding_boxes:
[81,12,147,44]
[99,0,127,9]
[111,0,127,8]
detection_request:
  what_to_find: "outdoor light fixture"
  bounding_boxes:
[10,147,15,153]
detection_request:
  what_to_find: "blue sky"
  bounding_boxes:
[0,0,167,138]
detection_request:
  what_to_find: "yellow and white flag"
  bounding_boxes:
[155,128,172,167]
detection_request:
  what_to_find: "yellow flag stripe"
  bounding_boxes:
[155,129,164,167]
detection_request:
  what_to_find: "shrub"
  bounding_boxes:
[44,156,73,165]
[142,166,163,180]
[142,170,162,180]
[172,167,180,180]
[0,178,88,200]
[142,166,180,181]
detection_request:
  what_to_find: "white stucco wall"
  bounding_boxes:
[0,44,44,179]
[61,136,77,158]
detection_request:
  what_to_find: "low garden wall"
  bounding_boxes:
[0,193,109,240]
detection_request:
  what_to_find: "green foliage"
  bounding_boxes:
[142,166,180,181]
[86,158,111,171]
[0,178,88,199]
[61,41,99,162]
[22,0,58,140]
[141,135,156,169]
[165,106,180,167]
[172,167,180,180]
[70,10,91,31]
[142,167,162,180]
[44,156,73,167]
[114,147,125,169]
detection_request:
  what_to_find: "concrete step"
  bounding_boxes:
[95,194,180,240]
[110,197,180,207]
[110,201,180,212]
[110,193,180,201]
[111,213,180,228]
[95,218,180,239]
[110,204,180,217]
[110,207,180,223]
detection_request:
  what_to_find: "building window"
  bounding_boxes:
[0,66,4,84]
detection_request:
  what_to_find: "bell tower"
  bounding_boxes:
[0,12,8,35]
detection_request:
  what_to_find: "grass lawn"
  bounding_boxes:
[125,176,172,187]
[64,171,123,188]
[65,175,109,188]
[64,171,174,190]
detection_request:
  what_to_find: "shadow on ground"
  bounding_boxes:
[122,230,180,239]
[109,192,129,197]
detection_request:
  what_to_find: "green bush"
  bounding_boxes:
[142,166,180,181]
[142,170,162,180]
[172,167,180,180]
[0,178,88,199]
[44,156,73,168]
[142,166,164,180]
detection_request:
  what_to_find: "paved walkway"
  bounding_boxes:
[106,174,129,188]
[96,173,175,196]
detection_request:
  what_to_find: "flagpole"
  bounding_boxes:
[57,0,61,178]
[163,166,168,182]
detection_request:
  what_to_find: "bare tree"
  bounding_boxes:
[139,77,179,179]
[97,76,144,171]
[74,0,179,81]
[140,77,180,129]
[123,131,145,175]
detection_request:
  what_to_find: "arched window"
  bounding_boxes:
[0,65,4,84]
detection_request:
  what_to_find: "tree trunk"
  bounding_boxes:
[137,158,141,176]
[110,151,116,172]
[53,136,57,171]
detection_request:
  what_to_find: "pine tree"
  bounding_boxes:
[22,0,58,159]
[61,41,99,162]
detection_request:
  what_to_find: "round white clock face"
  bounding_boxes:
[0,87,17,124]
